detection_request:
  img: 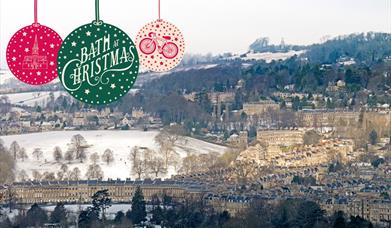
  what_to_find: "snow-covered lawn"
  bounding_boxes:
[0,130,227,180]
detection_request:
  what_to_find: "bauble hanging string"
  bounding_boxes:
[57,0,139,105]
[6,0,63,85]
[135,0,185,72]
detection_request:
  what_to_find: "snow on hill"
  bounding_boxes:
[1,89,139,107]
[239,50,305,62]
[1,91,65,107]
[136,64,220,85]
[0,130,227,180]
[0,71,14,85]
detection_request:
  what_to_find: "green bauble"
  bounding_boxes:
[58,22,139,105]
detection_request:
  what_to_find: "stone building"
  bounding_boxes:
[1,179,205,205]
[243,100,280,116]
[210,92,235,121]
[72,113,87,127]
[257,129,304,147]
[227,131,248,149]
[131,107,145,119]
[363,111,391,137]
[237,138,354,168]
[208,92,235,104]
[296,110,360,128]
[205,194,251,216]
[322,198,391,225]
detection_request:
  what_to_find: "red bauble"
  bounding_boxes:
[6,24,62,85]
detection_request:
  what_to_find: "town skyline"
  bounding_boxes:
[0,0,390,68]
[0,1,391,227]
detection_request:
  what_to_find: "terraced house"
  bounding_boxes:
[1,179,206,204]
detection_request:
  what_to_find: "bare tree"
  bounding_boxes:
[60,164,69,173]
[200,152,220,170]
[102,149,114,165]
[69,167,81,181]
[155,127,186,169]
[129,146,146,179]
[32,170,42,181]
[143,148,154,163]
[148,155,166,178]
[155,126,186,146]
[32,148,43,161]
[179,152,222,175]
[42,172,56,181]
[69,134,89,163]
[17,148,28,162]
[0,142,15,184]
[142,148,171,177]
[76,148,87,163]
[64,149,74,164]
[90,152,100,164]
[132,159,146,179]
[86,164,104,180]
[18,170,29,182]
[9,141,20,160]
[56,171,64,180]
[53,146,63,162]
[158,145,178,170]
[180,154,200,175]
[128,146,140,164]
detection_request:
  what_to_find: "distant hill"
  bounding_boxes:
[305,32,391,64]
[140,32,391,108]
[249,32,391,65]
[144,62,245,94]
[249,37,306,53]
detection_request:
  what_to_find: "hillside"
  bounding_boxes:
[305,32,391,64]
[248,32,391,64]
[140,32,391,97]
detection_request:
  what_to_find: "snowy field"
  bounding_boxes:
[0,130,227,180]
[1,91,65,107]
[1,89,139,107]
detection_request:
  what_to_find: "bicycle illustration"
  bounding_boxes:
[139,32,179,59]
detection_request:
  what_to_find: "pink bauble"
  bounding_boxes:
[6,24,62,85]
[136,20,185,72]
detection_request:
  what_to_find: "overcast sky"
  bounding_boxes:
[0,0,390,68]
